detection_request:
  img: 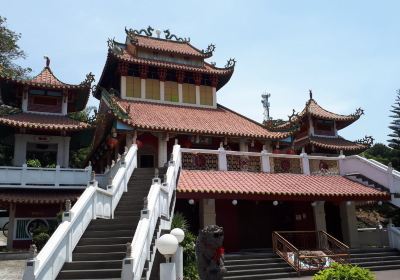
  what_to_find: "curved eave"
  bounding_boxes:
[0,75,90,90]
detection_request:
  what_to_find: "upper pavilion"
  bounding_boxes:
[266,90,371,155]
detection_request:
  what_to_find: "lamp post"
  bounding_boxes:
[171,228,185,280]
[156,233,179,280]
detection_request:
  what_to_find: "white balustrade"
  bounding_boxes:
[23,145,138,280]
[0,165,92,188]
[122,144,181,280]
[388,225,400,250]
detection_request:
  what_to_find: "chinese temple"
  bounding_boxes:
[0,58,94,249]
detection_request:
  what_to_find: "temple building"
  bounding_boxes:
[0,59,94,248]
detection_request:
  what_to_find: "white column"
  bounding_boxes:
[340,201,359,248]
[195,85,200,105]
[121,76,127,99]
[22,89,28,112]
[212,87,216,107]
[61,91,68,115]
[300,150,310,175]
[333,121,338,136]
[218,144,227,171]
[239,139,248,152]
[63,137,71,168]
[261,147,271,173]
[141,78,146,99]
[160,263,176,280]
[56,140,64,167]
[312,201,327,232]
[178,84,183,103]
[13,134,27,166]
[200,198,216,228]
[160,81,165,102]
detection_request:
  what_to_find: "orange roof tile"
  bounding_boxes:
[302,99,361,122]
[177,170,389,200]
[134,35,208,57]
[110,97,290,139]
[0,189,81,206]
[0,113,90,131]
[295,136,368,152]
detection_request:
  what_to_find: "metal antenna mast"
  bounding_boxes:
[261,92,271,122]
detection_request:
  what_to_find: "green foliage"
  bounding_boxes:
[388,90,400,151]
[26,158,41,167]
[32,226,50,251]
[172,212,199,280]
[360,143,399,171]
[69,146,91,168]
[68,106,97,124]
[0,16,31,78]
[313,263,375,280]
[0,144,12,165]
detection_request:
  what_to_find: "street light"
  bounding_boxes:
[171,228,185,280]
[156,234,179,262]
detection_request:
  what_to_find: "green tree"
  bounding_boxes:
[0,16,31,78]
[388,90,400,169]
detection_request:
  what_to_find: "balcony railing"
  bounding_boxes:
[272,231,349,275]
[0,164,92,188]
[180,146,342,176]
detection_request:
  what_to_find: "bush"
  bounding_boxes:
[26,159,41,167]
[32,232,50,251]
[313,263,375,280]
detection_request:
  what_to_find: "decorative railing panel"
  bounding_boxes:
[227,155,261,172]
[309,159,339,175]
[181,152,218,170]
[270,157,302,174]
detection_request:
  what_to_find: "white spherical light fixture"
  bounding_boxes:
[378,201,383,206]
[273,200,279,206]
[171,228,185,243]
[188,199,195,205]
[156,234,179,257]
[232,199,238,206]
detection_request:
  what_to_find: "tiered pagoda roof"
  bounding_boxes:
[95,27,235,98]
[294,135,370,152]
[101,89,290,139]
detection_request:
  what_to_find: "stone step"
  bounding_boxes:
[351,255,400,263]
[225,261,290,271]
[57,268,121,279]
[226,266,295,277]
[350,251,400,258]
[87,223,135,231]
[72,252,125,261]
[82,229,134,238]
[225,252,276,260]
[225,257,285,265]
[63,260,121,270]
[74,244,127,254]
[350,248,398,254]
[78,236,132,246]
[224,271,298,280]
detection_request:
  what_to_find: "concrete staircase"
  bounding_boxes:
[56,168,165,280]
[224,250,297,280]
[350,247,400,271]
[345,173,390,193]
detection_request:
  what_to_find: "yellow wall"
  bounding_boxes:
[200,86,213,106]
[146,79,160,100]
[126,76,141,98]
[165,81,179,102]
[182,83,196,104]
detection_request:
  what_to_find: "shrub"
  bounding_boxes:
[32,232,50,251]
[26,159,41,167]
[313,263,375,280]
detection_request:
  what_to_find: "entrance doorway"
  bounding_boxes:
[139,155,155,168]
[26,143,58,167]
[325,202,343,241]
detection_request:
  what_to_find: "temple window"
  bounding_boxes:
[314,119,335,136]
[182,83,196,104]
[164,81,179,102]
[126,76,141,98]
[145,79,160,100]
[200,85,213,106]
[28,89,62,113]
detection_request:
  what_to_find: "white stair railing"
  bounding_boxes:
[340,155,400,207]
[122,144,181,280]
[22,144,138,280]
[388,224,400,250]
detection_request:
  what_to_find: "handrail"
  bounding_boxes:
[122,144,181,280]
[388,225,400,250]
[272,231,349,275]
[23,144,138,280]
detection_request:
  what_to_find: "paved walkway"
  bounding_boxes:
[280,269,400,280]
[0,232,6,247]
[0,260,25,280]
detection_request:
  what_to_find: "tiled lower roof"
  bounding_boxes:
[112,97,290,139]
[0,189,82,206]
[177,170,389,200]
[0,112,90,131]
[295,136,368,152]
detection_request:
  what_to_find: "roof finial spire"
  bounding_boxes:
[44,56,50,68]
[309,89,313,100]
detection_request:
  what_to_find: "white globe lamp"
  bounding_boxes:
[232,199,238,206]
[273,200,279,206]
[156,234,179,262]
[171,228,185,243]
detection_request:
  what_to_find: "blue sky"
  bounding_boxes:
[2,0,399,144]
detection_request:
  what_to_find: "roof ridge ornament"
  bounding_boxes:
[163,29,190,42]
[80,72,95,87]
[202,44,216,55]
[44,56,50,68]
[107,38,123,55]
[225,58,236,68]
[309,89,313,100]
[355,135,374,146]
[126,26,154,37]
[352,107,364,117]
